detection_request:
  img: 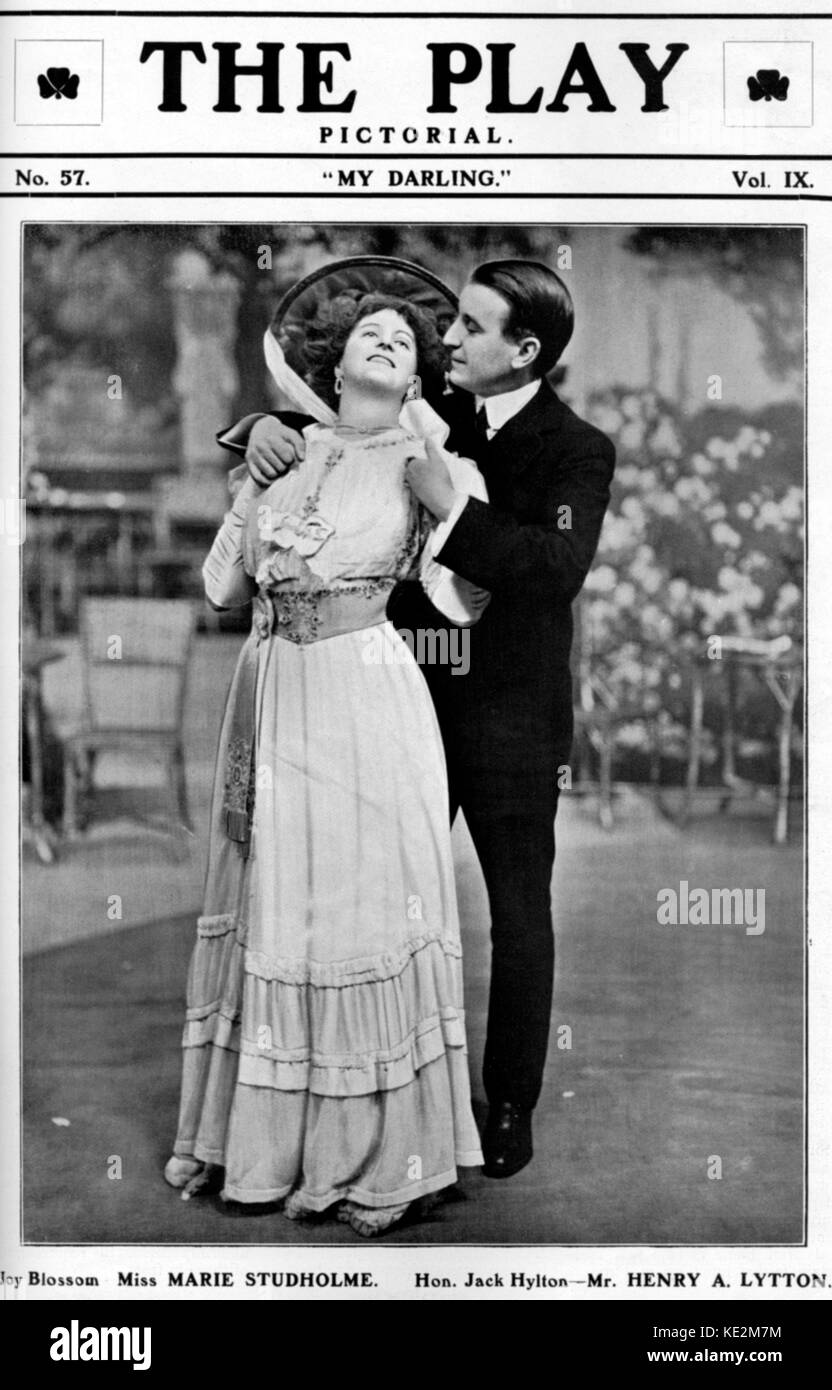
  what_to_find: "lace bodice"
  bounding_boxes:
[242,424,423,597]
[203,420,490,637]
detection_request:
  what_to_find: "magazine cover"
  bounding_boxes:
[1,0,827,1346]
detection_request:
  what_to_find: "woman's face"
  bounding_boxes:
[338,308,418,399]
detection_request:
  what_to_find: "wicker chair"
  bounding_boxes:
[62,597,197,850]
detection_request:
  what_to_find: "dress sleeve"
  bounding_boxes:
[202,469,261,611]
[418,454,491,626]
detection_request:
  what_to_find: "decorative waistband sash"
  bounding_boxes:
[256,585,392,646]
[222,584,393,859]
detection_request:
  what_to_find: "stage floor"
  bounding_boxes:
[22,794,804,1246]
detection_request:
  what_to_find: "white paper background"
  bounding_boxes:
[1,0,828,1301]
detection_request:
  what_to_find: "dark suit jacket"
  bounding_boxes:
[390,383,615,811]
[217,382,615,813]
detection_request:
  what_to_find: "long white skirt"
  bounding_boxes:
[174,620,483,1207]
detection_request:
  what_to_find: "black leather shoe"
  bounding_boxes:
[482,1101,533,1179]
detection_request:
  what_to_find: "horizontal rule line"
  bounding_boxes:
[5,153,831,162]
[2,191,828,201]
[4,11,831,18]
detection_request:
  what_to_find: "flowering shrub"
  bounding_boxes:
[580,388,803,772]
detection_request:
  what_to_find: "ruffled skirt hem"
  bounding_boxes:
[175,1041,483,1207]
[181,926,472,1097]
[220,1164,475,1209]
[174,1161,483,1210]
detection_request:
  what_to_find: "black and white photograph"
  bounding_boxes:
[20,220,805,1248]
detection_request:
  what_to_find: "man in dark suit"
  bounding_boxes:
[220,260,615,1179]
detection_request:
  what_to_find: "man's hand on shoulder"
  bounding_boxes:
[247,416,306,487]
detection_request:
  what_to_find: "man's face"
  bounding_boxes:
[443,281,526,398]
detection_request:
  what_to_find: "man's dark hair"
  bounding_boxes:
[470,260,574,377]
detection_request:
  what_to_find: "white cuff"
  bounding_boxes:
[419,495,490,627]
[430,492,469,552]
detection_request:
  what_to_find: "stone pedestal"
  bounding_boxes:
[156,250,241,537]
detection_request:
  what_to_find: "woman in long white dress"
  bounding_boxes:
[165,289,484,1236]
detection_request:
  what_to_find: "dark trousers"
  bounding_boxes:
[386,592,564,1114]
[452,792,558,1112]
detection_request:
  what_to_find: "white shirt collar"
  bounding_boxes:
[476,379,541,434]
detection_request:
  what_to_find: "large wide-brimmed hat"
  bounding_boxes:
[263,254,458,423]
[271,254,457,361]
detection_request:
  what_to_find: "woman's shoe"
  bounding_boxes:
[336,1200,410,1238]
[181,1163,224,1200]
[164,1156,203,1190]
[283,1190,322,1222]
[165,1157,224,1200]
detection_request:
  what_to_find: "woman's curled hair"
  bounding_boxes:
[292,292,450,411]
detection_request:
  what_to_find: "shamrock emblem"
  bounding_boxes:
[747,69,789,102]
[37,68,80,100]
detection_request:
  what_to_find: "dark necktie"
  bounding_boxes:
[475,405,490,440]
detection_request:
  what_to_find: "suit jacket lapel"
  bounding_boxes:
[442,382,564,488]
[484,381,563,483]
[441,389,477,458]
